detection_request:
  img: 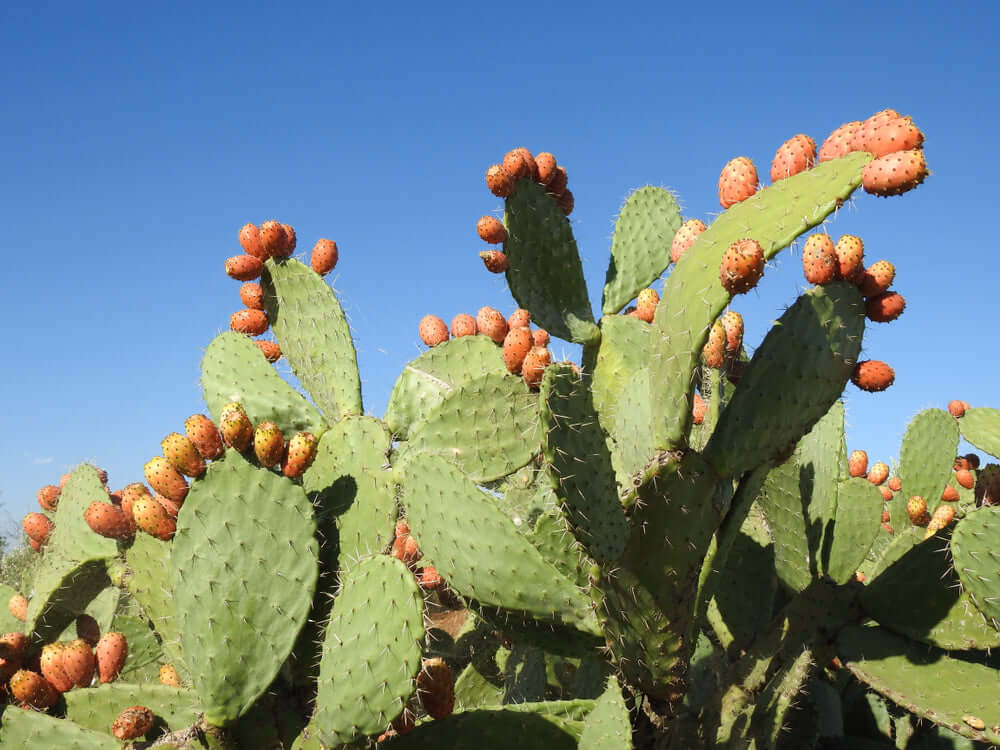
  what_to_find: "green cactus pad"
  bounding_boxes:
[404,372,542,482]
[861,527,1000,650]
[950,505,1000,628]
[957,407,1000,458]
[838,624,1000,744]
[390,708,581,749]
[65,683,201,734]
[539,364,628,562]
[900,408,960,511]
[398,453,599,634]
[201,330,327,437]
[25,554,111,643]
[455,656,505,710]
[758,458,816,593]
[171,449,319,725]
[798,400,847,535]
[590,316,652,434]
[650,152,871,449]
[57,584,118,642]
[47,464,119,562]
[610,367,656,484]
[313,555,425,746]
[262,257,363,420]
[601,186,681,316]
[529,502,592,590]
[384,335,509,440]
[124,531,183,667]
[824,478,882,584]
[0,704,120,749]
[578,676,632,749]
[111,614,173,682]
[0,583,24,633]
[503,180,600,344]
[705,283,866,478]
[303,416,395,561]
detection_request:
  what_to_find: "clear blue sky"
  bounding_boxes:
[2,2,996,537]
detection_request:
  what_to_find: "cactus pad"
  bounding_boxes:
[0,705,120,749]
[957,407,1000,458]
[900,408,960,512]
[65,683,201,735]
[48,464,119,562]
[950,505,1000,627]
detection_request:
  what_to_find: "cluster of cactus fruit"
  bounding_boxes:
[7,110,1000,749]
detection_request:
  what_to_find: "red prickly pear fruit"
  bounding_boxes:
[906,495,929,527]
[864,114,924,158]
[479,250,509,273]
[132,494,176,540]
[502,148,530,180]
[555,189,575,216]
[22,512,53,545]
[692,393,706,425]
[865,291,906,323]
[941,484,960,502]
[417,566,444,591]
[40,643,74,693]
[282,432,318,479]
[719,311,743,359]
[239,282,265,310]
[75,615,101,647]
[818,121,862,162]
[881,510,891,523]
[802,234,837,285]
[671,218,707,264]
[418,315,450,347]
[719,239,765,295]
[635,289,659,323]
[507,309,530,329]
[220,402,254,452]
[867,462,889,486]
[160,664,181,687]
[10,669,58,709]
[259,220,286,258]
[476,215,507,244]
[311,239,339,276]
[848,450,868,478]
[96,632,128,684]
[476,307,508,345]
[277,224,296,257]
[417,657,455,721]
[161,433,206,477]
[858,260,896,298]
[37,485,60,512]
[450,313,477,338]
[879,486,893,501]
[253,421,285,468]
[485,163,516,198]
[144,456,189,503]
[948,400,967,418]
[256,340,282,362]
[534,152,557,185]
[851,360,895,392]
[852,109,901,153]
[112,705,154,740]
[834,235,865,282]
[392,521,422,567]
[84,502,133,540]
[547,166,568,197]
[701,320,726,369]
[185,415,225,460]
[60,639,96,688]
[862,149,928,197]
[770,134,816,182]
[955,469,975,490]
[521,346,552,390]
[225,254,264,282]
[531,328,549,348]
[230,308,269,336]
[888,476,902,492]
[718,156,759,208]
[239,222,268,260]
[8,594,27,622]
[502,327,533,375]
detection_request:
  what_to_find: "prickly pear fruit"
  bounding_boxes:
[955,469,975,490]
[84,502,133,540]
[868,462,889,486]
[507,309,531,329]
[112,706,154,740]
[184,414,225,461]
[479,250,509,273]
[37,485,60,512]
[161,432,206,477]
[702,320,726,369]
[311,239,339,276]
[239,282,265,310]
[239,222,267,260]
[392,521,422,568]
[502,327,533,375]
[521,346,552,390]
[852,110,901,152]
[220,402,254,452]
[532,328,549,348]
[865,291,906,323]
[948,400,967,418]
[635,288,659,323]
[60,639,96,688]
[535,152,557,184]
[555,188,575,216]
[417,566,444,591]
[906,496,929,527]
[818,121,862,162]
[719,310,743,359]
[879,486,893,501]
[160,664,181,687]
[230,308,269,336]
[476,306,508,344]
[417,657,455,721]
[419,315,450,347]
[281,431,318,479]
[40,643,73,693]
[259,221,286,258]
[720,238,765,295]
[671,218,707,264]
[0,632,28,660]
[718,156,759,208]
[76,615,101,647]
[924,503,956,539]
[132,495,176,541]
[10,669,58,709]
[692,393,706,425]
[834,235,865,282]
[848,450,868,478]
[862,149,928,197]
[253,421,285,468]
[278,224,296,257]
[225,254,264,282]
[547,166,569,197]
[8,594,27,622]
[96,632,128,684]
[22,512,53,544]
[512,147,538,179]
[485,164,516,197]
[851,360,895,392]
[770,134,816,182]
[941,485,959,502]
[502,148,530,180]
[450,314,477,338]
[256,340,282,362]
[859,260,896,298]
[864,114,924,158]
[888,476,902,492]
[144,456,189,503]
[802,234,837,285]
[477,216,507,244]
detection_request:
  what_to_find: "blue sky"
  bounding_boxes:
[2,2,996,537]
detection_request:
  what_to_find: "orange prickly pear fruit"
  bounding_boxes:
[502,148,529,180]
[941,485,959,502]
[718,156,759,208]
[879,486,893,501]
[521,346,552,390]
[37,485,60,512]
[230,309,269,336]
[40,643,74,693]
[60,639,96,688]
[485,164,516,198]
[160,664,181,687]
[476,307,508,345]
[282,432,318,479]
[132,495,176,541]
[848,450,868,478]
[479,250,509,273]
[161,432,206,477]
[512,147,538,179]
[851,360,895,392]
[0,632,28,660]
[834,235,864,282]
[692,393,707,425]
[220,402,254,452]
[112,706,155,740]
[22,512,53,545]
[256,340,282,362]
[84,502,133,540]
[719,311,743,359]
[476,215,507,244]
[96,632,128,684]
[770,134,816,182]
[865,291,906,323]
[702,320,726,369]
[818,121,862,162]
[258,220,286,258]
[671,218,707,264]
[547,166,568,197]
[239,222,267,260]
[719,239,765,295]
[225,254,264,281]
[802,234,837,285]
[881,510,891,524]
[450,314,477,338]
[852,110,901,152]
[311,239,339,276]
[502,327,533,375]
[392,521,422,568]
[635,288,659,323]
[117,483,147,537]
[956,469,975,489]
[144,456,189,504]
[906,496,929,527]
[239,282,265,310]
[864,114,924,158]
[534,152,557,185]
[531,328,549,348]
[417,657,455,720]
[507,309,530,329]
[867,462,889,486]
[417,566,444,591]
[8,594,27,622]
[10,669,59,709]
[418,315,450,347]
[75,614,101,647]
[862,149,928,197]
[858,261,896,298]
[185,414,225,460]
[254,422,285,468]
[948,400,967,418]
[888,476,902,492]
[277,224,296,257]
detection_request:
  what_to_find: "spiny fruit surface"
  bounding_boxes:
[535,152,557,184]
[278,224,296,257]
[862,149,928,197]
[848,450,868,478]
[225,254,264,282]
[864,114,924,158]
[160,664,181,687]
[22,512,53,544]
[311,239,339,276]
[719,310,743,358]
[865,291,905,323]
[802,233,837,285]
[502,327,533,374]
[450,313,477,338]
[719,238,765,295]
[906,495,929,527]
[547,165,568,196]
[84,502,132,540]
[40,643,74,692]
[230,308,269,336]
[701,320,726,369]
[161,432,206,477]
[417,657,455,721]
[851,360,895,392]
[485,163,516,197]
[859,260,896,298]
[112,706,155,740]
[671,218,707,264]
[948,400,967,418]
[418,315,450,347]
[256,340,282,362]
[37,484,60,512]
[96,632,128,684]
[282,431,318,479]
[0,632,28,659]
[132,495,176,541]
[220,402,254,451]
[391,521,422,567]
[8,594,27,622]
[61,639,96,688]
[507,309,530,329]
[834,235,865,282]
[925,503,956,539]
[770,134,816,182]
[144,456,189,503]
[555,188,575,216]
[10,669,58,708]
[117,484,145,537]
[477,215,507,244]
[635,288,659,323]
[184,414,225,460]
[888,476,902,492]
[239,222,267,260]
[502,148,529,180]
[852,109,901,152]
[476,306,508,344]
[531,328,549,348]
[718,156,759,208]
[259,220,286,258]
[818,121,862,162]
[239,282,265,310]
[867,462,889,486]
[521,346,551,389]
[879,486,893,501]
[253,421,285,468]
[692,393,706,425]
[479,249,509,273]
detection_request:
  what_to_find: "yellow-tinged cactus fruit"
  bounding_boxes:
[848,450,868,478]
[9,594,27,622]
[636,288,659,323]
[718,156,759,208]
[161,432,206,477]
[159,664,181,687]
[702,320,726,369]
[671,218,707,264]
[924,504,956,540]
[184,414,225,460]
[834,235,865,282]
[867,462,889,486]
[281,431,318,479]
[10,669,58,709]
[254,421,285,468]
[144,456,189,503]
[132,494,176,541]
[220,402,254,452]
[417,657,455,721]
[906,496,929,527]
